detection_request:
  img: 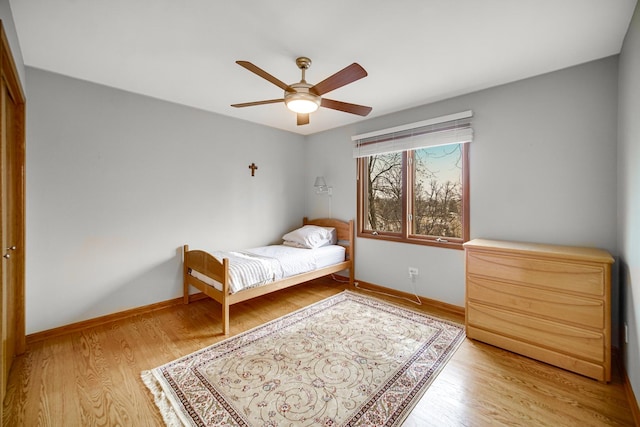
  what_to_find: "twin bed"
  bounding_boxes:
[183,217,354,334]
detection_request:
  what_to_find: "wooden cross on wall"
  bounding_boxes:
[248,163,258,176]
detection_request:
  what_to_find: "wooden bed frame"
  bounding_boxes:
[183,217,354,334]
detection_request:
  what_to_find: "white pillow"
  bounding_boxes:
[282,225,336,249]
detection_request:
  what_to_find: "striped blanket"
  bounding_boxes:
[209,250,279,294]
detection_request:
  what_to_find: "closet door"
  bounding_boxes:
[0,21,26,416]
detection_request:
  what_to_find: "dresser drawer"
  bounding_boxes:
[466,251,605,296]
[467,302,605,363]
[467,276,604,329]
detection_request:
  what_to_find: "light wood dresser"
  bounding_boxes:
[463,238,614,381]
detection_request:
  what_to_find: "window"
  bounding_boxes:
[353,111,472,249]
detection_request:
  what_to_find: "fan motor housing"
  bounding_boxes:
[284,82,321,113]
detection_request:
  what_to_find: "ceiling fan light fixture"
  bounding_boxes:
[232,57,371,125]
[285,92,321,114]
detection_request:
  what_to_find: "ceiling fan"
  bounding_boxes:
[231,57,372,126]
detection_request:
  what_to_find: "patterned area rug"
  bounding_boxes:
[142,291,465,426]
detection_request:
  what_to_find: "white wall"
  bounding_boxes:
[306,56,619,317]
[618,1,640,406]
[25,68,306,333]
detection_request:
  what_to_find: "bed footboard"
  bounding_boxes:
[183,245,231,334]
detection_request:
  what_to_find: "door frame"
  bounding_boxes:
[0,19,26,415]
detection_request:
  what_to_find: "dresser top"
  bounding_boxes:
[463,238,614,264]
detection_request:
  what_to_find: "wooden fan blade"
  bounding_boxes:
[321,98,372,116]
[236,61,291,91]
[297,113,310,126]
[231,99,284,108]
[310,63,368,96]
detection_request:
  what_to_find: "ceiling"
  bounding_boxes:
[9,0,637,136]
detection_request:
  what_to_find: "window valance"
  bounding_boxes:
[351,110,473,158]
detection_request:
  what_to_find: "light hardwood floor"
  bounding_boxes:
[3,277,635,426]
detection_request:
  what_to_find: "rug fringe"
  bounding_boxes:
[141,370,187,427]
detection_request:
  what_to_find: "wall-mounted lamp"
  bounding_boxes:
[314,176,333,195]
[314,176,333,218]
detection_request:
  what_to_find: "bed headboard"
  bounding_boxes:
[303,217,354,261]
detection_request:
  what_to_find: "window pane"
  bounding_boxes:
[412,145,463,238]
[364,153,403,233]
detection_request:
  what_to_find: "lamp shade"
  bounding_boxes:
[285,92,321,114]
[314,176,327,188]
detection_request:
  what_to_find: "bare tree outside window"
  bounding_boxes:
[365,152,402,232]
[359,143,468,249]
[412,145,462,238]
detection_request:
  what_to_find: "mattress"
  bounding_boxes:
[189,244,346,294]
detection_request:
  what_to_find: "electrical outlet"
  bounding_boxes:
[625,323,629,344]
[408,267,419,278]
